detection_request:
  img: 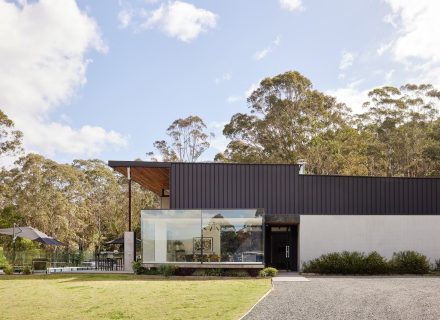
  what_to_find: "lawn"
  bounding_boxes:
[0,274,271,320]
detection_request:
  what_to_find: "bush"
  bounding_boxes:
[259,267,278,277]
[302,251,368,274]
[302,250,431,275]
[3,263,13,275]
[132,260,142,274]
[132,261,160,275]
[0,248,8,269]
[432,259,440,272]
[224,269,249,277]
[23,265,31,275]
[303,251,389,274]
[192,269,221,276]
[158,264,178,277]
[204,268,224,276]
[389,251,430,274]
[364,251,390,274]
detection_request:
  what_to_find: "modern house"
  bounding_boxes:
[108,161,440,271]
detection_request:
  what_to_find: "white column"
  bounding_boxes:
[124,231,135,272]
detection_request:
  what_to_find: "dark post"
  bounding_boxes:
[128,167,132,232]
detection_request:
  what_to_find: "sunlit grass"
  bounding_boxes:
[0,274,271,320]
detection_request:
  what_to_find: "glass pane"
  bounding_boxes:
[201,209,264,264]
[141,210,201,263]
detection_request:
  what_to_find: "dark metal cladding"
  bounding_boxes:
[170,163,440,215]
[170,163,300,214]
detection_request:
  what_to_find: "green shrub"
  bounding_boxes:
[192,269,208,277]
[389,251,430,274]
[302,251,390,274]
[302,251,366,274]
[259,267,278,277]
[23,265,31,275]
[432,259,440,272]
[224,269,249,277]
[204,268,224,276]
[192,269,222,276]
[132,260,142,274]
[364,251,390,274]
[302,250,431,275]
[158,264,178,277]
[3,263,13,275]
[132,260,160,275]
[0,248,8,269]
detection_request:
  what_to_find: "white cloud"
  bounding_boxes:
[118,9,133,29]
[339,51,355,70]
[384,69,395,84]
[279,0,303,11]
[141,1,217,42]
[0,0,128,158]
[215,72,232,84]
[273,34,282,46]
[226,96,242,104]
[254,35,282,61]
[377,41,392,56]
[226,82,259,104]
[255,47,271,61]
[327,80,369,114]
[384,0,440,85]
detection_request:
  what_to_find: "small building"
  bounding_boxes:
[109,161,440,271]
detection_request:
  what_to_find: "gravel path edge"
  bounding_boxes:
[239,279,274,320]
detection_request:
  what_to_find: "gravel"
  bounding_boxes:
[243,277,440,320]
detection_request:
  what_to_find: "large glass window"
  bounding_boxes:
[141,210,201,263]
[201,210,264,263]
[141,209,264,264]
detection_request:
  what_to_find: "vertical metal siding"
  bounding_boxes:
[170,163,440,215]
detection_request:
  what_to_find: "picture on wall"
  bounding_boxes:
[193,237,213,253]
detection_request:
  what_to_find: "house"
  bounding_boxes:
[108,161,440,271]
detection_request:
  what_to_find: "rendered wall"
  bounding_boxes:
[299,215,440,267]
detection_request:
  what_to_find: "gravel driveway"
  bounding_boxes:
[243,277,440,320]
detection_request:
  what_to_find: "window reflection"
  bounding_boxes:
[202,210,264,263]
[141,209,264,264]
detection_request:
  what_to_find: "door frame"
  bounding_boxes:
[264,224,299,271]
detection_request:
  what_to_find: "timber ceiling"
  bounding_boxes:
[113,166,170,195]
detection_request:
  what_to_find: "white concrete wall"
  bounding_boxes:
[299,215,440,268]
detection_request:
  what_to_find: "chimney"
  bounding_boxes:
[297,159,306,174]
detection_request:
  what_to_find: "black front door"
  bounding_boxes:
[269,226,297,271]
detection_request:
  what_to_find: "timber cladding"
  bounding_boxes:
[170,162,440,215]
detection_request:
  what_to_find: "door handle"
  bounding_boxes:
[285,245,290,258]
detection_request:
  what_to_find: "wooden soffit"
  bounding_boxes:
[110,161,170,195]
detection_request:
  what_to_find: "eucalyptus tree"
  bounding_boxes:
[358,84,440,176]
[216,71,350,165]
[0,109,23,158]
[148,115,214,162]
[9,153,88,248]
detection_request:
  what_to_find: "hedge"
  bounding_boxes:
[302,250,432,274]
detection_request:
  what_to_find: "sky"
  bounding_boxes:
[1,0,440,164]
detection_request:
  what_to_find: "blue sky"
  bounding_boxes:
[1,0,439,164]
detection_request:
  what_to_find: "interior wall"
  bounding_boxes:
[299,215,440,268]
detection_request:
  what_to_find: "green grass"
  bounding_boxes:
[0,274,271,320]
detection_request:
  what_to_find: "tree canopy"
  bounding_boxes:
[148,115,213,162]
[0,109,23,158]
[216,71,440,177]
